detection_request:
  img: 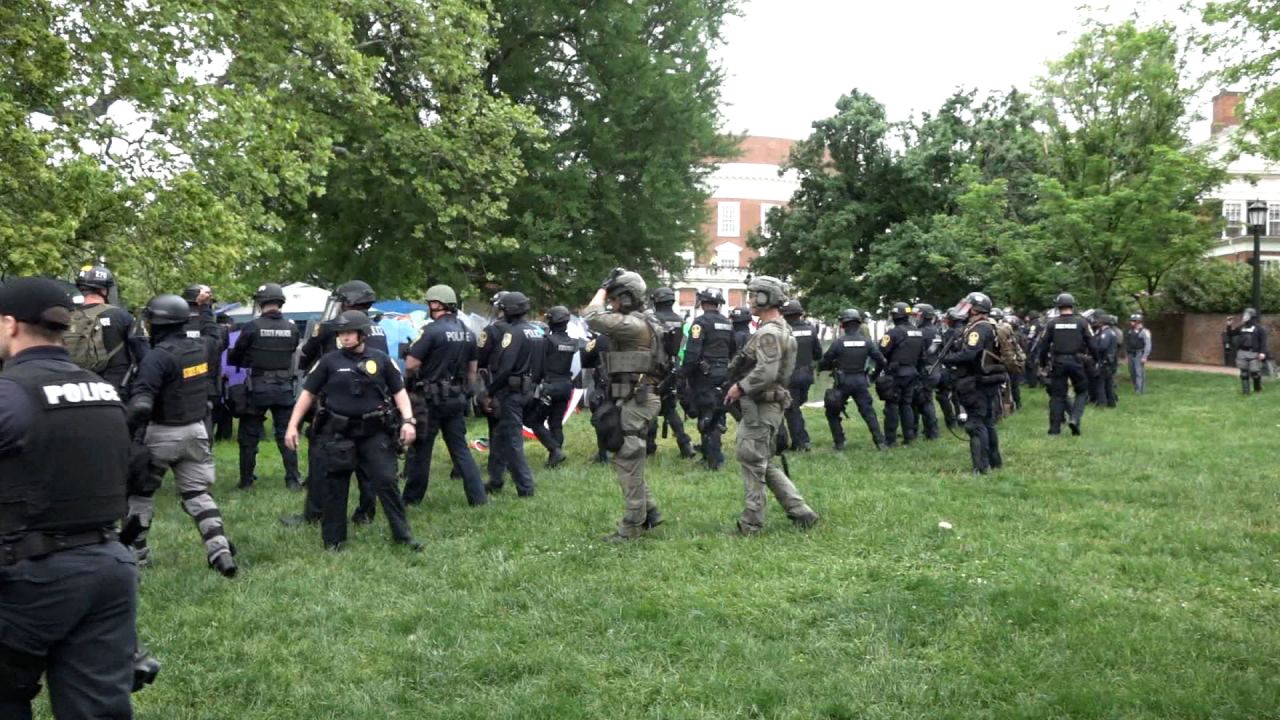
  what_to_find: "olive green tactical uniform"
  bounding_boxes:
[584,304,662,537]
[733,315,816,532]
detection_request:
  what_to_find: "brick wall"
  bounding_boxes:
[1147,313,1280,365]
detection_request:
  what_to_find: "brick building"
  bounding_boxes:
[1205,91,1280,268]
[665,136,801,315]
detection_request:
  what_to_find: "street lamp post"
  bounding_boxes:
[1247,199,1267,313]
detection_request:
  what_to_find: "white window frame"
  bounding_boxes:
[1224,201,1244,238]
[1268,205,1280,237]
[759,203,779,237]
[715,242,741,269]
[717,201,740,238]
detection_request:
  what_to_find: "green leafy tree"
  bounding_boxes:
[1204,0,1280,159]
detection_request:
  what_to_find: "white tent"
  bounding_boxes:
[224,282,333,320]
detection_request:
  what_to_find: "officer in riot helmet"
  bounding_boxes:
[475,292,510,477]
[729,305,753,358]
[1037,292,1096,435]
[529,305,575,469]
[227,283,302,490]
[126,294,237,575]
[781,299,820,451]
[179,284,224,445]
[1226,308,1270,394]
[819,308,887,450]
[68,265,149,392]
[681,288,737,470]
[284,310,422,552]
[585,269,669,540]
[877,301,926,447]
[911,303,942,440]
[483,291,544,497]
[646,287,695,458]
[1125,313,1151,394]
[942,291,1005,474]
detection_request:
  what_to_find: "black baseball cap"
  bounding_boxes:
[0,277,74,329]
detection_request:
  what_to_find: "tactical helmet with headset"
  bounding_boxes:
[545,305,571,326]
[650,287,676,306]
[605,271,647,312]
[747,275,788,310]
[425,284,458,309]
[143,294,191,328]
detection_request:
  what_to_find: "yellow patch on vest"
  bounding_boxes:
[364,360,378,375]
[967,331,980,346]
[501,332,512,349]
[182,362,209,379]
[879,334,891,347]
[477,331,487,348]
[690,324,702,340]
[586,338,597,352]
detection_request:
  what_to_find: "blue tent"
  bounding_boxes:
[373,300,428,315]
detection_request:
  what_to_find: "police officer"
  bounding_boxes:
[681,288,737,470]
[1022,310,1044,388]
[284,311,421,551]
[1092,313,1120,408]
[530,306,575,469]
[942,292,1004,474]
[483,292,543,497]
[646,288,695,458]
[1038,293,1096,435]
[581,331,613,464]
[402,285,487,507]
[724,277,819,534]
[293,280,383,526]
[878,301,925,447]
[0,279,140,719]
[181,284,226,445]
[1003,312,1024,411]
[729,305,753,358]
[1125,313,1151,394]
[781,300,820,451]
[912,303,942,440]
[934,307,967,428]
[474,292,509,476]
[584,270,667,540]
[68,265,149,392]
[126,294,237,575]
[819,308,886,450]
[1226,308,1270,394]
[228,283,301,490]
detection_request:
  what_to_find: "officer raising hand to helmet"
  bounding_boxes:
[285,311,421,552]
[0,279,140,719]
[584,269,667,540]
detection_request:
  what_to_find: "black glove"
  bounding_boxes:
[600,267,625,289]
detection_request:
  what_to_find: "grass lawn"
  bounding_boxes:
[55,369,1280,719]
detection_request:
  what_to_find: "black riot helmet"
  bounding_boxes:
[781,299,804,317]
[181,284,206,305]
[650,287,676,306]
[498,291,531,318]
[915,303,936,321]
[143,294,192,327]
[335,280,376,308]
[729,306,752,323]
[964,292,992,314]
[1054,293,1076,309]
[75,265,115,293]
[253,283,286,307]
[890,302,910,321]
[331,309,372,336]
[696,288,724,307]
[1243,307,1259,323]
[546,305,571,326]
[837,308,863,326]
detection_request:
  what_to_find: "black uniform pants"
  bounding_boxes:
[883,373,918,446]
[237,382,300,486]
[647,390,692,454]
[784,374,814,449]
[488,390,535,495]
[1092,364,1117,407]
[319,430,412,547]
[936,372,961,427]
[825,374,884,447]
[1048,358,1089,433]
[956,376,1001,472]
[531,380,573,455]
[404,402,487,506]
[912,374,940,439]
[0,543,136,720]
[693,373,728,467]
[304,426,376,521]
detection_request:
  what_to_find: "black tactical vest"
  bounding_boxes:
[246,315,299,371]
[923,325,944,361]
[1237,324,1261,351]
[0,360,129,534]
[655,308,686,361]
[788,321,817,369]
[1125,329,1145,353]
[696,312,734,366]
[545,329,577,381]
[835,332,873,373]
[154,337,211,425]
[365,322,390,355]
[1049,316,1087,354]
[890,326,925,366]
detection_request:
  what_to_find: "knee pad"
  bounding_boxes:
[0,643,44,703]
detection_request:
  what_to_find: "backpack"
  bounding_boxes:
[994,321,1026,375]
[63,304,122,373]
[643,311,672,378]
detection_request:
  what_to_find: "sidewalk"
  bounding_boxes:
[1146,360,1238,376]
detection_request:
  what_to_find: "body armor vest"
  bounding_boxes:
[1125,329,1145,353]
[889,326,925,366]
[1237,324,1261,351]
[246,314,299,371]
[1049,317,1087,354]
[789,321,818,369]
[545,330,577,381]
[836,332,872,373]
[0,360,129,534]
[154,337,211,425]
[655,308,686,361]
[695,312,734,367]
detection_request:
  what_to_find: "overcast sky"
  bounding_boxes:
[715,0,1214,142]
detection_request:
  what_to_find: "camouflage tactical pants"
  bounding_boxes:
[614,390,661,537]
[736,397,813,532]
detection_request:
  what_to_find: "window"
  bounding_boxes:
[1224,201,1244,238]
[759,203,779,237]
[715,242,740,269]
[717,201,740,237]
[1269,205,1280,237]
